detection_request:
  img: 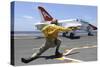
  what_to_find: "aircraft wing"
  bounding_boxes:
[35,20,82,30]
[34,22,50,30]
[58,19,82,28]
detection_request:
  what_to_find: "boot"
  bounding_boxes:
[21,57,38,63]
[55,52,63,58]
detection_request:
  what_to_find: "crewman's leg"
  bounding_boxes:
[55,39,62,57]
[21,41,50,63]
[31,44,49,58]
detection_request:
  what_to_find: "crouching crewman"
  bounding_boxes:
[21,19,79,63]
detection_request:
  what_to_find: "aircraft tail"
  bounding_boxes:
[89,24,97,30]
[38,6,53,21]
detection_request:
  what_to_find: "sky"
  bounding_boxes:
[12,1,97,31]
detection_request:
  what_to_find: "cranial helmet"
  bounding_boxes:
[51,18,58,25]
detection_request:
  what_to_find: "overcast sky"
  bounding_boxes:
[12,1,97,31]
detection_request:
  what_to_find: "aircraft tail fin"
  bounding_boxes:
[38,6,53,21]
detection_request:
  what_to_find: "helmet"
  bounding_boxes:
[51,18,58,25]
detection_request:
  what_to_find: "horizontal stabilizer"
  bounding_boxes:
[89,24,97,30]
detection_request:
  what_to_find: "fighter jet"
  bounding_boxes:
[35,6,97,38]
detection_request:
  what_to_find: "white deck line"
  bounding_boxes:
[56,45,97,63]
[62,56,84,62]
[63,45,97,56]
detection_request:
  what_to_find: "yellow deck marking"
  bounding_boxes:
[55,56,83,63]
[55,57,65,60]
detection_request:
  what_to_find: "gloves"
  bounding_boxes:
[69,26,80,30]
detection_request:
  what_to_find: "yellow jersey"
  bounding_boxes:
[41,24,73,39]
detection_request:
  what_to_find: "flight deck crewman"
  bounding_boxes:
[21,19,79,63]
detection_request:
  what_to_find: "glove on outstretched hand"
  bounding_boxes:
[69,26,80,30]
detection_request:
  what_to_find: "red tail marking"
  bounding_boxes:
[38,6,53,21]
[89,24,97,30]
